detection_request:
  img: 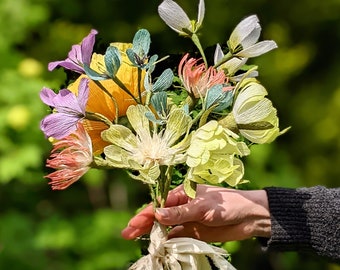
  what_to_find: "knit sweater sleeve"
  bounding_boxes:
[260,186,340,262]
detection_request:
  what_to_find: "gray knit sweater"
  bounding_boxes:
[262,186,339,262]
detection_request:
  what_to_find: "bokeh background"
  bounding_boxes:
[0,0,339,269]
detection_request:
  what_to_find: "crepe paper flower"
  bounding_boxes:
[45,123,93,190]
[40,78,89,139]
[158,0,205,36]
[100,105,192,184]
[84,45,122,80]
[178,53,226,99]
[220,79,289,144]
[186,120,250,187]
[214,44,259,82]
[205,84,233,112]
[228,15,277,58]
[48,29,98,74]
[126,29,159,70]
[68,43,146,154]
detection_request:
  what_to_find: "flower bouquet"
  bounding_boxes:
[40,0,288,269]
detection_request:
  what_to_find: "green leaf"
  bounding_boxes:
[150,91,167,116]
[145,111,164,124]
[205,84,233,111]
[104,46,121,77]
[146,54,158,72]
[152,68,173,92]
[132,29,151,57]
[84,64,108,80]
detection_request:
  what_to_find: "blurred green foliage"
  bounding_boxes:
[0,0,339,269]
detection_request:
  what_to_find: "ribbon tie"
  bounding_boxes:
[129,222,237,270]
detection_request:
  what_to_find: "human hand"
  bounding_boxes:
[121,184,271,242]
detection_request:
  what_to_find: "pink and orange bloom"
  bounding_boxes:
[178,53,227,98]
[45,123,93,190]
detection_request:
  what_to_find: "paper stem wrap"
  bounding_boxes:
[129,221,237,270]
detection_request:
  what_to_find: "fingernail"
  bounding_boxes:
[155,208,168,218]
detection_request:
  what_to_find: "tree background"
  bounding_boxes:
[0,0,339,269]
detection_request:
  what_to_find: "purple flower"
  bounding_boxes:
[48,29,98,74]
[40,78,89,139]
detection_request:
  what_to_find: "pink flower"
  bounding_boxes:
[178,53,226,98]
[45,123,93,190]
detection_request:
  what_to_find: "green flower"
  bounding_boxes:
[186,120,250,186]
[100,105,192,184]
[220,79,289,144]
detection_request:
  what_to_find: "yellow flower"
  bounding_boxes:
[220,79,289,144]
[186,120,250,186]
[68,43,145,154]
[100,105,192,184]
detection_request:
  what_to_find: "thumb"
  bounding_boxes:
[155,204,194,225]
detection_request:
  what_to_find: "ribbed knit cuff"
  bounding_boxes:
[261,186,339,262]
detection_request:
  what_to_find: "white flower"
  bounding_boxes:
[228,15,277,58]
[214,43,259,80]
[220,79,289,144]
[158,0,205,36]
[101,105,192,184]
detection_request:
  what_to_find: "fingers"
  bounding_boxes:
[155,201,201,226]
[163,185,190,207]
[121,184,205,239]
[167,221,255,242]
[121,186,192,239]
[121,204,154,240]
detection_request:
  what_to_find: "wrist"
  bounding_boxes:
[247,190,271,238]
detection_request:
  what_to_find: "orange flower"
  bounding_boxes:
[68,43,145,154]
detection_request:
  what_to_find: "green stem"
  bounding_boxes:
[191,109,205,127]
[149,165,173,210]
[161,165,173,208]
[149,184,158,210]
[191,33,207,68]
[137,68,143,104]
[85,111,113,127]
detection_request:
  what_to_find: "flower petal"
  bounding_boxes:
[40,113,79,139]
[53,89,83,114]
[81,29,98,65]
[163,108,191,146]
[229,15,259,51]
[126,105,151,138]
[240,24,261,48]
[40,87,57,107]
[213,44,224,65]
[197,0,205,27]
[48,59,84,73]
[77,78,89,113]
[48,29,97,74]
[236,40,278,58]
[158,0,191,34]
